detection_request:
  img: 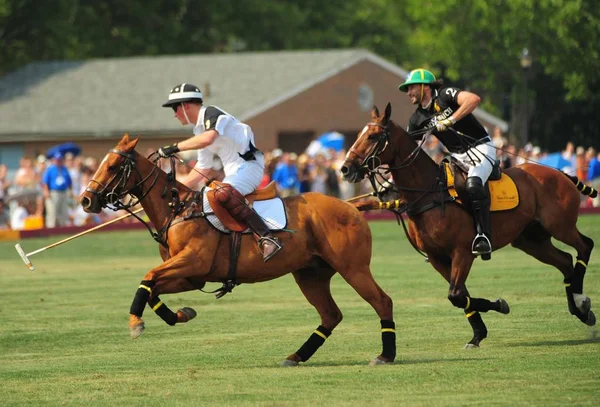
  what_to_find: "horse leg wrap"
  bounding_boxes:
[295,325,332,362]
[572,258,588,294]
[130,280,155,317]
[380,320,396,361]
[465,311,488,340]
[148,296,177,326]
[213,183,253,221]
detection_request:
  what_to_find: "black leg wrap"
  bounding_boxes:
[572,257,588,294]
[295,325,331,362]
[468,297,494,313]
[380,320,396,361]
[130,280,155,317]
[465,311,488,342]
[148,296,177,326]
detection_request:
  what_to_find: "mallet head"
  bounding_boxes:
[15,244,35,271]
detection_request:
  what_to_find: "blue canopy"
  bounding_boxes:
[317,132,345,152]
[46,142,81,159]
[538,152,572,170]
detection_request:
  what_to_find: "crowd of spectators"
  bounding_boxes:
[1,128,599,231]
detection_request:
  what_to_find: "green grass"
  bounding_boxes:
[1,216,600,406]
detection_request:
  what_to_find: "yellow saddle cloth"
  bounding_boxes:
[444,163,519,211]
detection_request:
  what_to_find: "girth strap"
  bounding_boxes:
[215,231,243,299]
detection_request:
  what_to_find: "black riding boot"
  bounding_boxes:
[466,177,492,260]
[245,210,283,262]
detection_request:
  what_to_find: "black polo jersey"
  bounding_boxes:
[407,87,488,153]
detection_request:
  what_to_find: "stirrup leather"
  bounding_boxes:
[471,233,492,255]
[258,236,283,261]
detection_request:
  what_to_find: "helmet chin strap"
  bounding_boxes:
[420,84,432,109]
[181,103,193,125]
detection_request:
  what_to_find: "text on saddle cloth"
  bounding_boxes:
[443,162,519,212]
[204,187,287,234]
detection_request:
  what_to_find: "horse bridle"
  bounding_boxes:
[85,149,159,211]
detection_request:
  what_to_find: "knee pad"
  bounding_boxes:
[466,177,487,200]
[213,183,253,219]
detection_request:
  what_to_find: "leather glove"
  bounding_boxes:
[436,116,456,131]
[158,143,180,158]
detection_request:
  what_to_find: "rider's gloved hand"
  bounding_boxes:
[158,143,180,158]
[436,116,456,131]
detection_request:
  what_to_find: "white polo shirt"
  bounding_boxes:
[194,106,264,175]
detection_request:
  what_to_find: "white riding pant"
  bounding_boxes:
[221,159,264,195]
[451,141,496,183]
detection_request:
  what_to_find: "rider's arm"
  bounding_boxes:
[452,91,481,122]
[181,166,217,189]
[176,129,219,152]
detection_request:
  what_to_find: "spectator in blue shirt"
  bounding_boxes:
[588,150,600,208]
[271,153,299,197]
[42,152,72,227]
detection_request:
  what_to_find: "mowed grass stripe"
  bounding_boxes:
[0,216,599,406]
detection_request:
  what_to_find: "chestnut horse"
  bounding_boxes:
[79,135,396,366]
[341,103,596,347]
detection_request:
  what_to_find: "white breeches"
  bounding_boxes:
[221,159,264,195]
[451,141,497,182]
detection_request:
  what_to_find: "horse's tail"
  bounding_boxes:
[563,172,598,198]
[353,199,404,212]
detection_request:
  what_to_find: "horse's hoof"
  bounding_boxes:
[130,323,145,339]
[369,357,394,366]
[177,307,197,323]
[464,343,480,349]
[280,359,299,367]
[496,298,510,314]
[585,310,596,327]
[574,294,591,315]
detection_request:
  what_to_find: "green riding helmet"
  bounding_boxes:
[398,69,436,92]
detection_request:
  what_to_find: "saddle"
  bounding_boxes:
[206,181,278,232]
[442,158,519,212]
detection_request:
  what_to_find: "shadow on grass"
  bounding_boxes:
[508,336,600,347]
[267,356,493,368]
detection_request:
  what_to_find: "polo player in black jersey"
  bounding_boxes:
[399,69,495,259]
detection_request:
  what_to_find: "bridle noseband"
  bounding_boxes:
[86,149,159,210]
[348,122,390,172]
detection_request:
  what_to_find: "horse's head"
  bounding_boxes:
[341,103,394,183]
[79,134,140,213]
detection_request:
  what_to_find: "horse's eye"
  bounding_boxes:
[107,164,118,172]
[368,133,378,141]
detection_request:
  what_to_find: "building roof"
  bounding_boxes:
[0,49,507,141]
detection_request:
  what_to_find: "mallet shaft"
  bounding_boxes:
[26,208,144,256]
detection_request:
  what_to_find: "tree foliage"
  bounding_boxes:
[1,0,599,149]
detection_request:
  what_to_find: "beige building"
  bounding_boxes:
[0,49,507,167]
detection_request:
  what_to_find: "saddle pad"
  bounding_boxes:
[202,189,287,234]
[444,163,519,212]
[488,173,519,211]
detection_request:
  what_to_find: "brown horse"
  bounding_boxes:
[341,103,596,347]
[79,134,396,366]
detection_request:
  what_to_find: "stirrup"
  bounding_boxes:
[471,233,492,256]
[258,236,283,262]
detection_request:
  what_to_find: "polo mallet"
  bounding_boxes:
[15,208,144,271]
[344,192,376,202]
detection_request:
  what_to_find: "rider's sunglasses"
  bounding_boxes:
[171,103,181,113]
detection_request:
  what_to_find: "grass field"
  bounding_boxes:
[1,216,600,406]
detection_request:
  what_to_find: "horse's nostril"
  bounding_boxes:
[340,166,349,175]
[81,196,91,209]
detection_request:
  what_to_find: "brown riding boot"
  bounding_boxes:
[245,210,283,262]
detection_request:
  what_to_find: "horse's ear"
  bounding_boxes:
[383,103,392,124]
[371,105,380,121]
[121,133,130,144]
[125,136,140,151]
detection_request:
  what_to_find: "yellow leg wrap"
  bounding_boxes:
[139,285,152,295]
[381,328,396,333]
[465,296,471,310]
[152,301,164,311]
[577,259,587,268]
[465,311,476,318]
